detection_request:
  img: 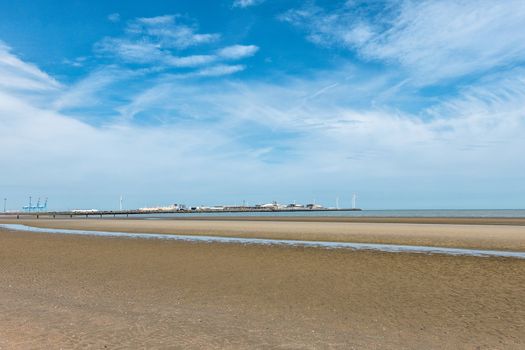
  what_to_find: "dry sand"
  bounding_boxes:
[3,217,525,251]
[1,227,524,349]
[1,218,525,349]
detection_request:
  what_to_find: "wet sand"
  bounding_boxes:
[1,227,524,349]
[131,215,525,226]
[3,217,525,251]
[4,215,525,226]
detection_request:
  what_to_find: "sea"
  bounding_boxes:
[135,209,525,219]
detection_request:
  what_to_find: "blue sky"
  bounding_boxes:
[1,0,524,210]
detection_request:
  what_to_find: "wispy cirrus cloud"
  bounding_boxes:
[217,44,259,60]
[193,64,246,77]
[0,42,61,92]
[95,39,164,65]
[233,0,265,8]
[127,15,220,49]
[52,66,138,113]
[108,13,120,22]
[279,3,376,48]
[281,0,525,84]
[95,15,258,77]
[51,14,260,122]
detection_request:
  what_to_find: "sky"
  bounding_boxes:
[1,0,524,210]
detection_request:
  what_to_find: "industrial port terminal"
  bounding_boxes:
[1,195,362,219]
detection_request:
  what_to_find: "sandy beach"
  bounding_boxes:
[1,218,525,349]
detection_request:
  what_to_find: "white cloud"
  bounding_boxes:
[2,36,524,209]
[0,59,261,210]
[233,0,265,8]
[217,45,259,60]
[112,64,525,179]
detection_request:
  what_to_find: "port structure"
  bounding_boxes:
[22,196,48,212]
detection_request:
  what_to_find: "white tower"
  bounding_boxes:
[352,193,357,209]
[336,196,339,209]
[119,195,123,211]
